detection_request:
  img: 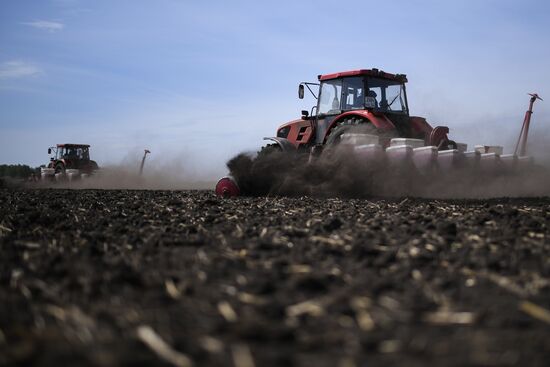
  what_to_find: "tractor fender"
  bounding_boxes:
[323,111,396,142]
[263,137,297,152]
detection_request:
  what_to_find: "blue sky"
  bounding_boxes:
[1,0,549,178]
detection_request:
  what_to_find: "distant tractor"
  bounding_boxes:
[41,144,99,181]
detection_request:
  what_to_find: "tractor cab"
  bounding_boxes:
[314,69,409,117]
[47,144,98,173]
[50,144,91,161]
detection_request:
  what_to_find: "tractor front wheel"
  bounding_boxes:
[257,143,282,159]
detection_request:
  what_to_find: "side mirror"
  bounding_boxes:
[301,110,309,119]
[48,148,51,154]
[298,84,304,99]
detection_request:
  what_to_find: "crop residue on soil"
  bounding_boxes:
[1,189,549,366]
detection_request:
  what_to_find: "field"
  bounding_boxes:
[1,188,549,366]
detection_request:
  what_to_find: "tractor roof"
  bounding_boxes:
[318,69,407,83]
[56,144,90,148]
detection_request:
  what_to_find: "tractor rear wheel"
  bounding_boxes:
[54,163,65,174]
[325,116,379,146]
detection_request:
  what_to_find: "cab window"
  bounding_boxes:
[318,79,342,115]
[342,77,364,110]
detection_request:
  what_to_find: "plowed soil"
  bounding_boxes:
[1,189,549,367]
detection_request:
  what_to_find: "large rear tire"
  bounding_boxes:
[54,162,66,182]
[54,163,65,174]
[325,116,380,146]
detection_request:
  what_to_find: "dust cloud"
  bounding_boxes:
[19,125,550,196]
[226,136,550,199]
[35,151,217,190]
[72,165,215,190]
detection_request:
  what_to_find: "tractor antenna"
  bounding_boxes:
[139,149,151,176]
[514,93,542,157]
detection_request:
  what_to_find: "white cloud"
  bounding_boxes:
[22,20,64,32]
[0,61,42,79]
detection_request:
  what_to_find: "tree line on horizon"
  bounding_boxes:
[0,164,40,178]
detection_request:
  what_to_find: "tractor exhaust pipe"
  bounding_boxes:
[215,175,240,198]
[140,149,151,176]
[514,93,542,157]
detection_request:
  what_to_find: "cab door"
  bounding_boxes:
[314,79,343,144]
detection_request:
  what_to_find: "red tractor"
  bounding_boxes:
[216,68,540,197]
[216,68,459,196]
[265,68,456,154]
[41,144,99,181]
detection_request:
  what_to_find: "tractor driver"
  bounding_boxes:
[366,90,378,108]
